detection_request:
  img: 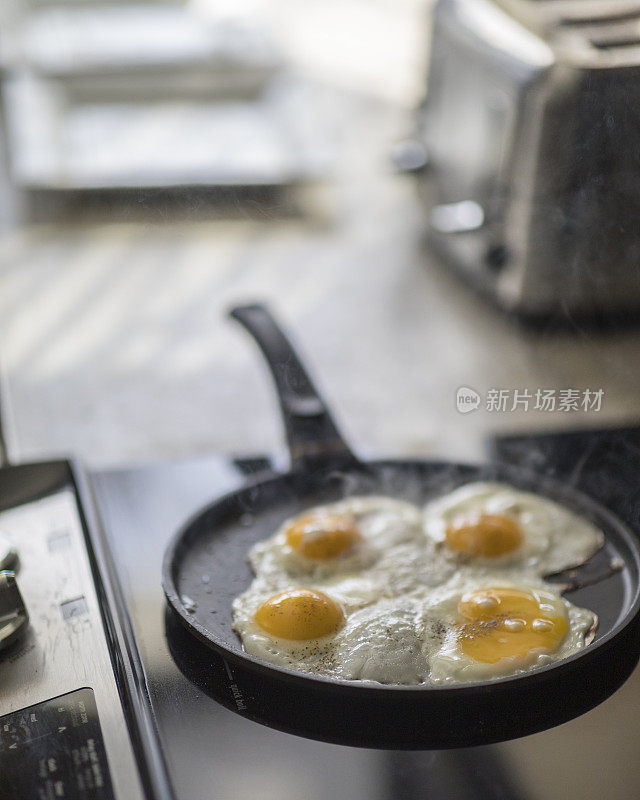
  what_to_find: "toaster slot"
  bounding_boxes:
[559,9,640,28]
[588,22,640,48]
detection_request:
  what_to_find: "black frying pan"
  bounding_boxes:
[163,304,640,749]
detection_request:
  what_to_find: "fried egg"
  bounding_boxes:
[247,496,440,587]
[232,485,602,685]
[426,581,597,684]
[423,482,603,574]
[233,588,430,683]
[233,587,346,673]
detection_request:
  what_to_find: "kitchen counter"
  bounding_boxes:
[1,77,639,469]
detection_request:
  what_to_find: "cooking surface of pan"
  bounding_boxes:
[162,304,640,749]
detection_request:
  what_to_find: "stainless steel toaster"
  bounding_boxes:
[407,0,640,317]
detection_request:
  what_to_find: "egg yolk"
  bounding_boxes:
[457,588,568,664]
[445,513,523,557]
[285,513,362,560]
[255,589,344,640]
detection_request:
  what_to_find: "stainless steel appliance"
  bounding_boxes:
[0,462,150,800]
[408,0,640,317]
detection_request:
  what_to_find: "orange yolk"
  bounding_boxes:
[285,513,362,560]
[445,513,523,557]
[457,588,568,664]
[255,589,344,640]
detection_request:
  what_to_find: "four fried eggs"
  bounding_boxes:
[232,483,603,685]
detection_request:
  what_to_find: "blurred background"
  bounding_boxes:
[4,5,640,799]
[1,0,639,469]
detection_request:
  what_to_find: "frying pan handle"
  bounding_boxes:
[230,304,361,473]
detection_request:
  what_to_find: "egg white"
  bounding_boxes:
[332,598,429,684]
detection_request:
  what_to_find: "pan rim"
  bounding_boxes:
[162,457,640,696]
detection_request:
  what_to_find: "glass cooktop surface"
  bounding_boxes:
[90,428,640,800]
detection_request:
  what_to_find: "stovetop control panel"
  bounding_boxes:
[1,688,115,799]
[0,481,145,800]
